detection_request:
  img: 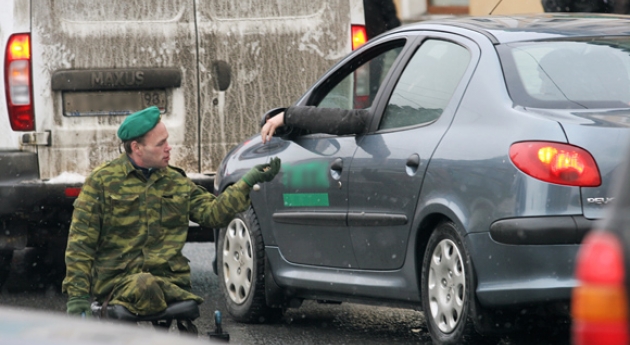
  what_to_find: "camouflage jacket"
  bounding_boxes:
[62,154,251,300]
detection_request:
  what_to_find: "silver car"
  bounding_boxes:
[213,13,630,344]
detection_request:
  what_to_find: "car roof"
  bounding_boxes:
[393,13,630,44]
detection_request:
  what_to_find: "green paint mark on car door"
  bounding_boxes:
[283,193,330,207]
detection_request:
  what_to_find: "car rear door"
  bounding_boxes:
[347,34,480,269]
[31,1,200,179]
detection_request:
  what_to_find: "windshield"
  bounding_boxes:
[498,38,630,109]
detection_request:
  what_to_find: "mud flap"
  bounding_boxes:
[264,257,301,309]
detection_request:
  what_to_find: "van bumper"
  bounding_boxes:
[0,151,217,246]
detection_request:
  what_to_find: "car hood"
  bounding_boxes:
[527,108,630,219]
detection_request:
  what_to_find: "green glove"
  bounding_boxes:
[67,296,92,316]
[242,157,281,187]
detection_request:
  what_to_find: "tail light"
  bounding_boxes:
[509,141,601,187]
[572,231,628,345]
[4,33,34,131]
[351,25,367,50]
[350,24,367,108]
[64,187,82,198]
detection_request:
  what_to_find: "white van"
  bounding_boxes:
[0,0,365,284]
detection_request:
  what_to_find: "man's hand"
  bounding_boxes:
[67,296,92,317]
[242,157,281,187]
[261,112,285,144]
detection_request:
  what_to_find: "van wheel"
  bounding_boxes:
[217,206,282,323]
[421,221,475,344]
[0,250,13,288]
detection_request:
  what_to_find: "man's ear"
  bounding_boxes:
[131,140,141,154]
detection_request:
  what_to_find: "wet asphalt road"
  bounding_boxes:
[0,243,571,345]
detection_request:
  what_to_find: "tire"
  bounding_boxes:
[0,250,13,288]
[217,206,282,323]
[421,221,475,344]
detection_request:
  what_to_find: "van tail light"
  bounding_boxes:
[64,187,82,198]
[572,231,628,345]
[4,33,34,131]
[509,141,601,187]
[351,25,367,50]
[350,24,368,108]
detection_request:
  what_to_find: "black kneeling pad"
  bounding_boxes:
[105,300,200,322]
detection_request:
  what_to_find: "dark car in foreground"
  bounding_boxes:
[571,146,630,344]
[213,14,630,344]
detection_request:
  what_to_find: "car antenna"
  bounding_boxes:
[489,0,505,15]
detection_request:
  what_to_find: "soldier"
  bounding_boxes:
[63,106,280,317]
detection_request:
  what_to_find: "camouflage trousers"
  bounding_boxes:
[108,272,204,316]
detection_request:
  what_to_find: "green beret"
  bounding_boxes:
[117,106,161,141]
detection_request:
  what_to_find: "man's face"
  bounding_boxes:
[133,122,171,169]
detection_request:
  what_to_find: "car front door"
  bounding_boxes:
[265,38,408,268]
[347,34,479,269]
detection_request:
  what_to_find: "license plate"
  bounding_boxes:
[63,90,166,116]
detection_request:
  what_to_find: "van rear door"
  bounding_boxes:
[31,1,200,179]
[195,0,361,172]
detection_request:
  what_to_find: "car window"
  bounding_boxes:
[379,39,471,130]
[317,43,404,110]
[499,38,630,109]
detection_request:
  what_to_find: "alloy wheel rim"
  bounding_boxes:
[427,238,466,333]
[222,218,254,304]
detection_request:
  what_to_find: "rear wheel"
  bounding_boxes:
[421,221,475,344]
[217,207,282,323]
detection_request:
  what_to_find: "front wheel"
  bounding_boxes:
[217,206,282,323]
[421,221,475,344]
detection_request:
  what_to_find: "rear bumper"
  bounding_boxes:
[0,151,79,216]
[490,216,595,245]
[0,180,78,217]
[0,151,78,217]
[468,231,581,308]
[0,151,217,248]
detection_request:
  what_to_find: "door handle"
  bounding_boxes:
[330,158,343,181]
[331,158,343,171]
[406,154,420,175]
[406,154,420,168]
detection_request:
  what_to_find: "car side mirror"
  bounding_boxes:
[260,107,294,137]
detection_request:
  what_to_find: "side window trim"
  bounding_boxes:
[287,33,419,140]
[304,35,414,108]
[362,34,426,132]
[370,33,481,134]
